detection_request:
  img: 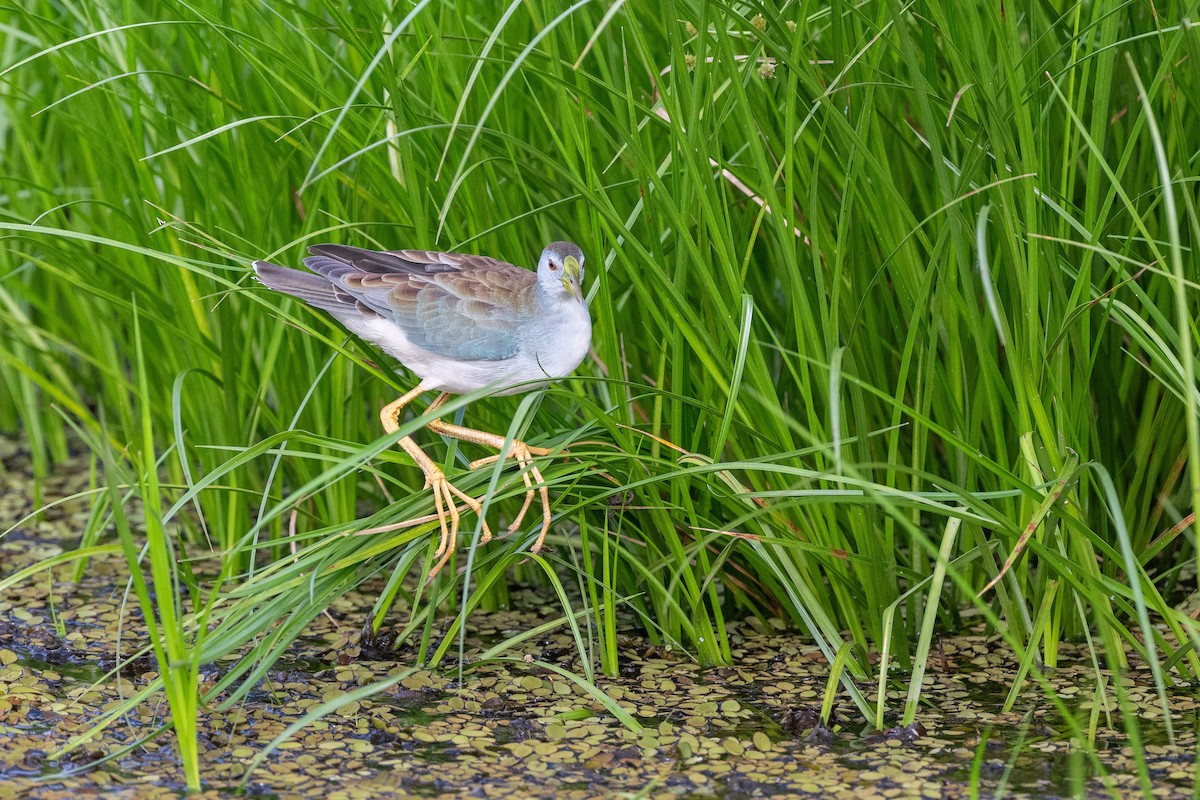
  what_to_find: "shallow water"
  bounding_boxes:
[1,438,1195,798]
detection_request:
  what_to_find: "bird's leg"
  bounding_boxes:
[381,384,491,578]
[424,411,556,554]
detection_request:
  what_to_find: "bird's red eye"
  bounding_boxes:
[549,262,558,271]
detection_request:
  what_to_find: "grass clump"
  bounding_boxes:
[1,0,1198,789]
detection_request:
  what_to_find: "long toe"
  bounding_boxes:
[427,484,458,577]
[425,470,451,558]
[428,476,459,571]
[506,468,537,534]
[441,479,492,541]
[529,465,553,554]
[529,503,552,554]
[425,473,495,577]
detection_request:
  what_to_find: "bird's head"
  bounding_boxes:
[538,241,585,303]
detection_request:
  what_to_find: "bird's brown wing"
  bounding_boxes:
[301,245,535,361]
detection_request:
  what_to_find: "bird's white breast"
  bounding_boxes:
[527,299,592,380]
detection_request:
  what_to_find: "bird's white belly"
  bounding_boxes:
[342,306,590,396]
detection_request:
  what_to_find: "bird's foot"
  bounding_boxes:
[421,466,492,578]
[468,441,553,553]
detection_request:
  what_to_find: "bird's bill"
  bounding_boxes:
[562,255,584,302]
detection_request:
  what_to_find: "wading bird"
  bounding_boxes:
[254,241,590,576]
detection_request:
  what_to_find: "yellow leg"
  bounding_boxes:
[381,383,491,578]
[423,394,556,554]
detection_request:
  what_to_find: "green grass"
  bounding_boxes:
[2,0,1199,791]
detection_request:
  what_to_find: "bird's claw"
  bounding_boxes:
[468,442,553,554]
[422,466,491,578]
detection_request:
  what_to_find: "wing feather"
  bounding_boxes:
[298,245,535,361]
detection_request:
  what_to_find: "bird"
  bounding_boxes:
[253,241,591,577]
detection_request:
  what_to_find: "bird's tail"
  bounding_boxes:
[252,260,343,313]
